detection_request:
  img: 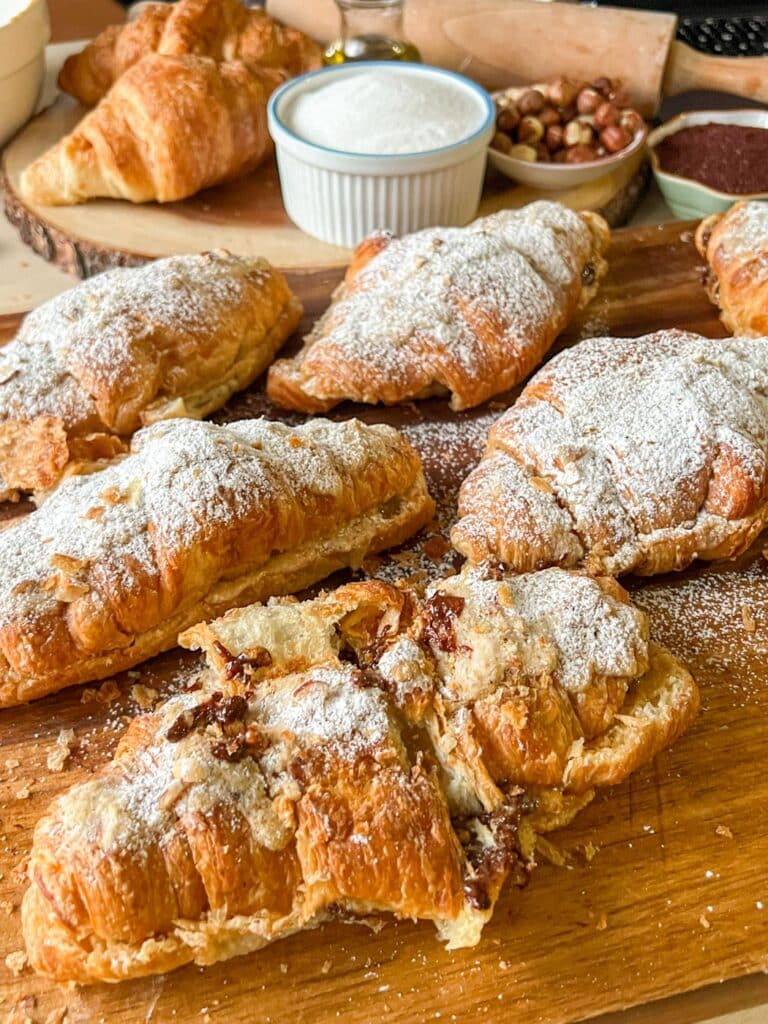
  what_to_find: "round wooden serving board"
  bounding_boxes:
[2,92,648,279]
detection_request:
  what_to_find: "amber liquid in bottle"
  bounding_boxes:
[324,0,421,64]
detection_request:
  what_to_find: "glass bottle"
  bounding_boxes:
[324,0,421,65]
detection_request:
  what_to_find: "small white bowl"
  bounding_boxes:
[267,62,495,248]
[0,0,50,147]
[488,120,647,191]
[647,109,768,220]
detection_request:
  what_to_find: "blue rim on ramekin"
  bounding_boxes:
[267,61,496,162]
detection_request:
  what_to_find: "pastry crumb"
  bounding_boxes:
[47,728,76,772]
[279,963,288,974]
[595,913,608,931]
[715,824,733,839]
[14,784,31,800]
[422,535,450,562]
[741,605,757,633]
[4,950,27,975]
[97,680,121,703]
[131,684,159,710]
[4,759,20,771]
[320,959,332,974]
[699,913,711,930]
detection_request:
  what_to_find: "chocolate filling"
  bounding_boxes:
[456,794,529,912]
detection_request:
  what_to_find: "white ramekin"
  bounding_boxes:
[0,0,50,147]
[267,62,495,249]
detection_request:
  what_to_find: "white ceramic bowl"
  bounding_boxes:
[488,117,647,190]
[647,109,768,220]
[0,0,50,148]
[267,62,495,248]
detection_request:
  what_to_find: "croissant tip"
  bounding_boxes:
[20,158,65,207]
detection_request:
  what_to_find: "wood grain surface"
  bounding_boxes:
[1,220,768,1024]
[1,91,648,278]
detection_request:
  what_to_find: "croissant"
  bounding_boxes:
[22,54,282,206]
[58,0,322,107]
[696,200,768,337]
[0,251,302,501]
[23,565,698,983]
[267,202,609,413]
[0,416,433,706]
[452,329,768,576]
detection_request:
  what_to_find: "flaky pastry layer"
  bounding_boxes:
[24,566,697,983]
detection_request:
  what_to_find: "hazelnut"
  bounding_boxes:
[491,130,513,154]
[594,102,620,128]
[538,105,561,128]
[554,149,568,163]
[599,124,632,153]
[518,115,544,144]
[536,143,551,163]
[496,105,520,133]
[558,104,577,124]
[576,87,602,115]
[517,88,546,115]
[565,143,598,163]
[620,108,645,136]
[591,76,613,97]
[508,143,537,162]
[608,85,630,109]
[547,76,580,109]
[545,124,565,151]
[564,120,593,148]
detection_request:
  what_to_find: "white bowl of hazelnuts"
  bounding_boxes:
[489,76,647,189]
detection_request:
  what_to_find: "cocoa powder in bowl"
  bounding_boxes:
[655,123,768,194]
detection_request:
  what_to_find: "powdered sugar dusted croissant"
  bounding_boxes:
[453,329,768,576]
[24,565,697,982]
[696,200,768,338]
[0,251,302,502]
[267,202,609,412]
[58,0,322,107]
[0,416,433,706]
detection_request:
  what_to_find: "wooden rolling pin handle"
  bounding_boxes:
[664,40,768,104]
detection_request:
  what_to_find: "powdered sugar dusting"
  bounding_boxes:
[277,202,601,407]
[0,250,273,432]
[707,201,768,260]
[432,566,647,696]
[256,664,390,749]
[0,417,412,655]
[457,330,768,575]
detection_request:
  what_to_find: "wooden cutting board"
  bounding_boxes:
[1,92,648,278]
[1,220,768,1024]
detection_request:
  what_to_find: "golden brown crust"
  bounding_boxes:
[452,329,768,577]
[23,566,697,983]
[695,201,768,337]
[24,54,283,206]
[0,417,433,706]
[57,0,322,107]
[267,203,609,413]
[0,251,302,501]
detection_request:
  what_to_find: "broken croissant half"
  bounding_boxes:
[23,565,698,983]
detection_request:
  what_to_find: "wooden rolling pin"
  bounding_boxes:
[266,0,768,116]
